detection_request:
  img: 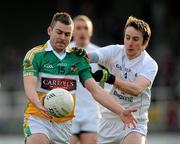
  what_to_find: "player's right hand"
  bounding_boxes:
[119,108,137,129]
[36,97,53,119]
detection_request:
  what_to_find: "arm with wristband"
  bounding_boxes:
[92,68,115,84]
[71,47,115,84]
[71,47,150,96]
[92,68,150,96]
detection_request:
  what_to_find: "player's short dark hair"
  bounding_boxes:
[50,12,73,27]
[124,16,151,45]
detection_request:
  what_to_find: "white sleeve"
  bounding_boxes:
[139,60,158,84]
[90,44,123,70]
[95,45,115,69]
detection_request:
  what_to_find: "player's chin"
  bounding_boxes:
[56,43,67,49]
[56,45,66,51]
[57,44,65,48]
[127,50,135,55]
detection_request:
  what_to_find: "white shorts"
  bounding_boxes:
[23,115,72,144]
[71,113,97,134]
[97,117,147,144]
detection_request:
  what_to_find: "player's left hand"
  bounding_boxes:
[119,108,137,129]
[70,47,89,60]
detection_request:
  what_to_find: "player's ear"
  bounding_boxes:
[142,40,148,50]
[89,29,93,37]
[47,26,52,36]
[72,28,75,37]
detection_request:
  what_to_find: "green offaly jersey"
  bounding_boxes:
[23,41,92,122]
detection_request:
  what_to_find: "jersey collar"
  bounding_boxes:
[45,40,53,51]
[45,40,67,60]
[45,40,69,53]
[123,46,145,62]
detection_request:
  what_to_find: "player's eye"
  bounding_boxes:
[84,26,88,30]
[76,26,81,30]
[65,32,71,37]
[56,30,63,35]
[133,37,139,41]
[125,35,130,40]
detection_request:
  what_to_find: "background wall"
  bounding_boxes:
[0,0,180,142]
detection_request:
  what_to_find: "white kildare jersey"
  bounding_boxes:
[70,41,101,120]
[96,45,158,122]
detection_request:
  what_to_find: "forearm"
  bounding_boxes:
[114,78,142,96]
[93,69,149,96]
[25,84,41,106]
[23,76,52,118]
[23,76,41,106]
[85,78,124,115]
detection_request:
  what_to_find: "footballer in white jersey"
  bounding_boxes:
[70,41,100,125]
[86,16,158,144]
[95,45,158,143]
[96,44,158,121]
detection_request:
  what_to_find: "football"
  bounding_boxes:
[44,88,74,118]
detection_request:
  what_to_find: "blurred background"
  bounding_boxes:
[0,0,180,143]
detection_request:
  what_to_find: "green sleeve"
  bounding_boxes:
[23,51,40,77]
[78,58,93,85]
[79,68,93,85]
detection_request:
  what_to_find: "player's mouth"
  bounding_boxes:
[127,48,134,52]
[79,36,86,41]
[56,42,65,47]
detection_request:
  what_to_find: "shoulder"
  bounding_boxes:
[88,43,99,49]
[98,44,124,56]
[84,43,99,53]
[66,52,91,74]
[67,52,88,62]
[143,51,158,69]
[69,41,76,47]
[24,44,47,61]
[101,44,124,51]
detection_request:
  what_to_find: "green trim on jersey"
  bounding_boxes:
[23,125,32,137]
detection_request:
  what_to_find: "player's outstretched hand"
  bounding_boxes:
[70,47,89,60]
[119,108,137,129]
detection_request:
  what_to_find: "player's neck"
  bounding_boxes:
[76,41,89,48]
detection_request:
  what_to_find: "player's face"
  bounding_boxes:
[73,20,92,47]
[124,26,145,59]
[48,21,73,52]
